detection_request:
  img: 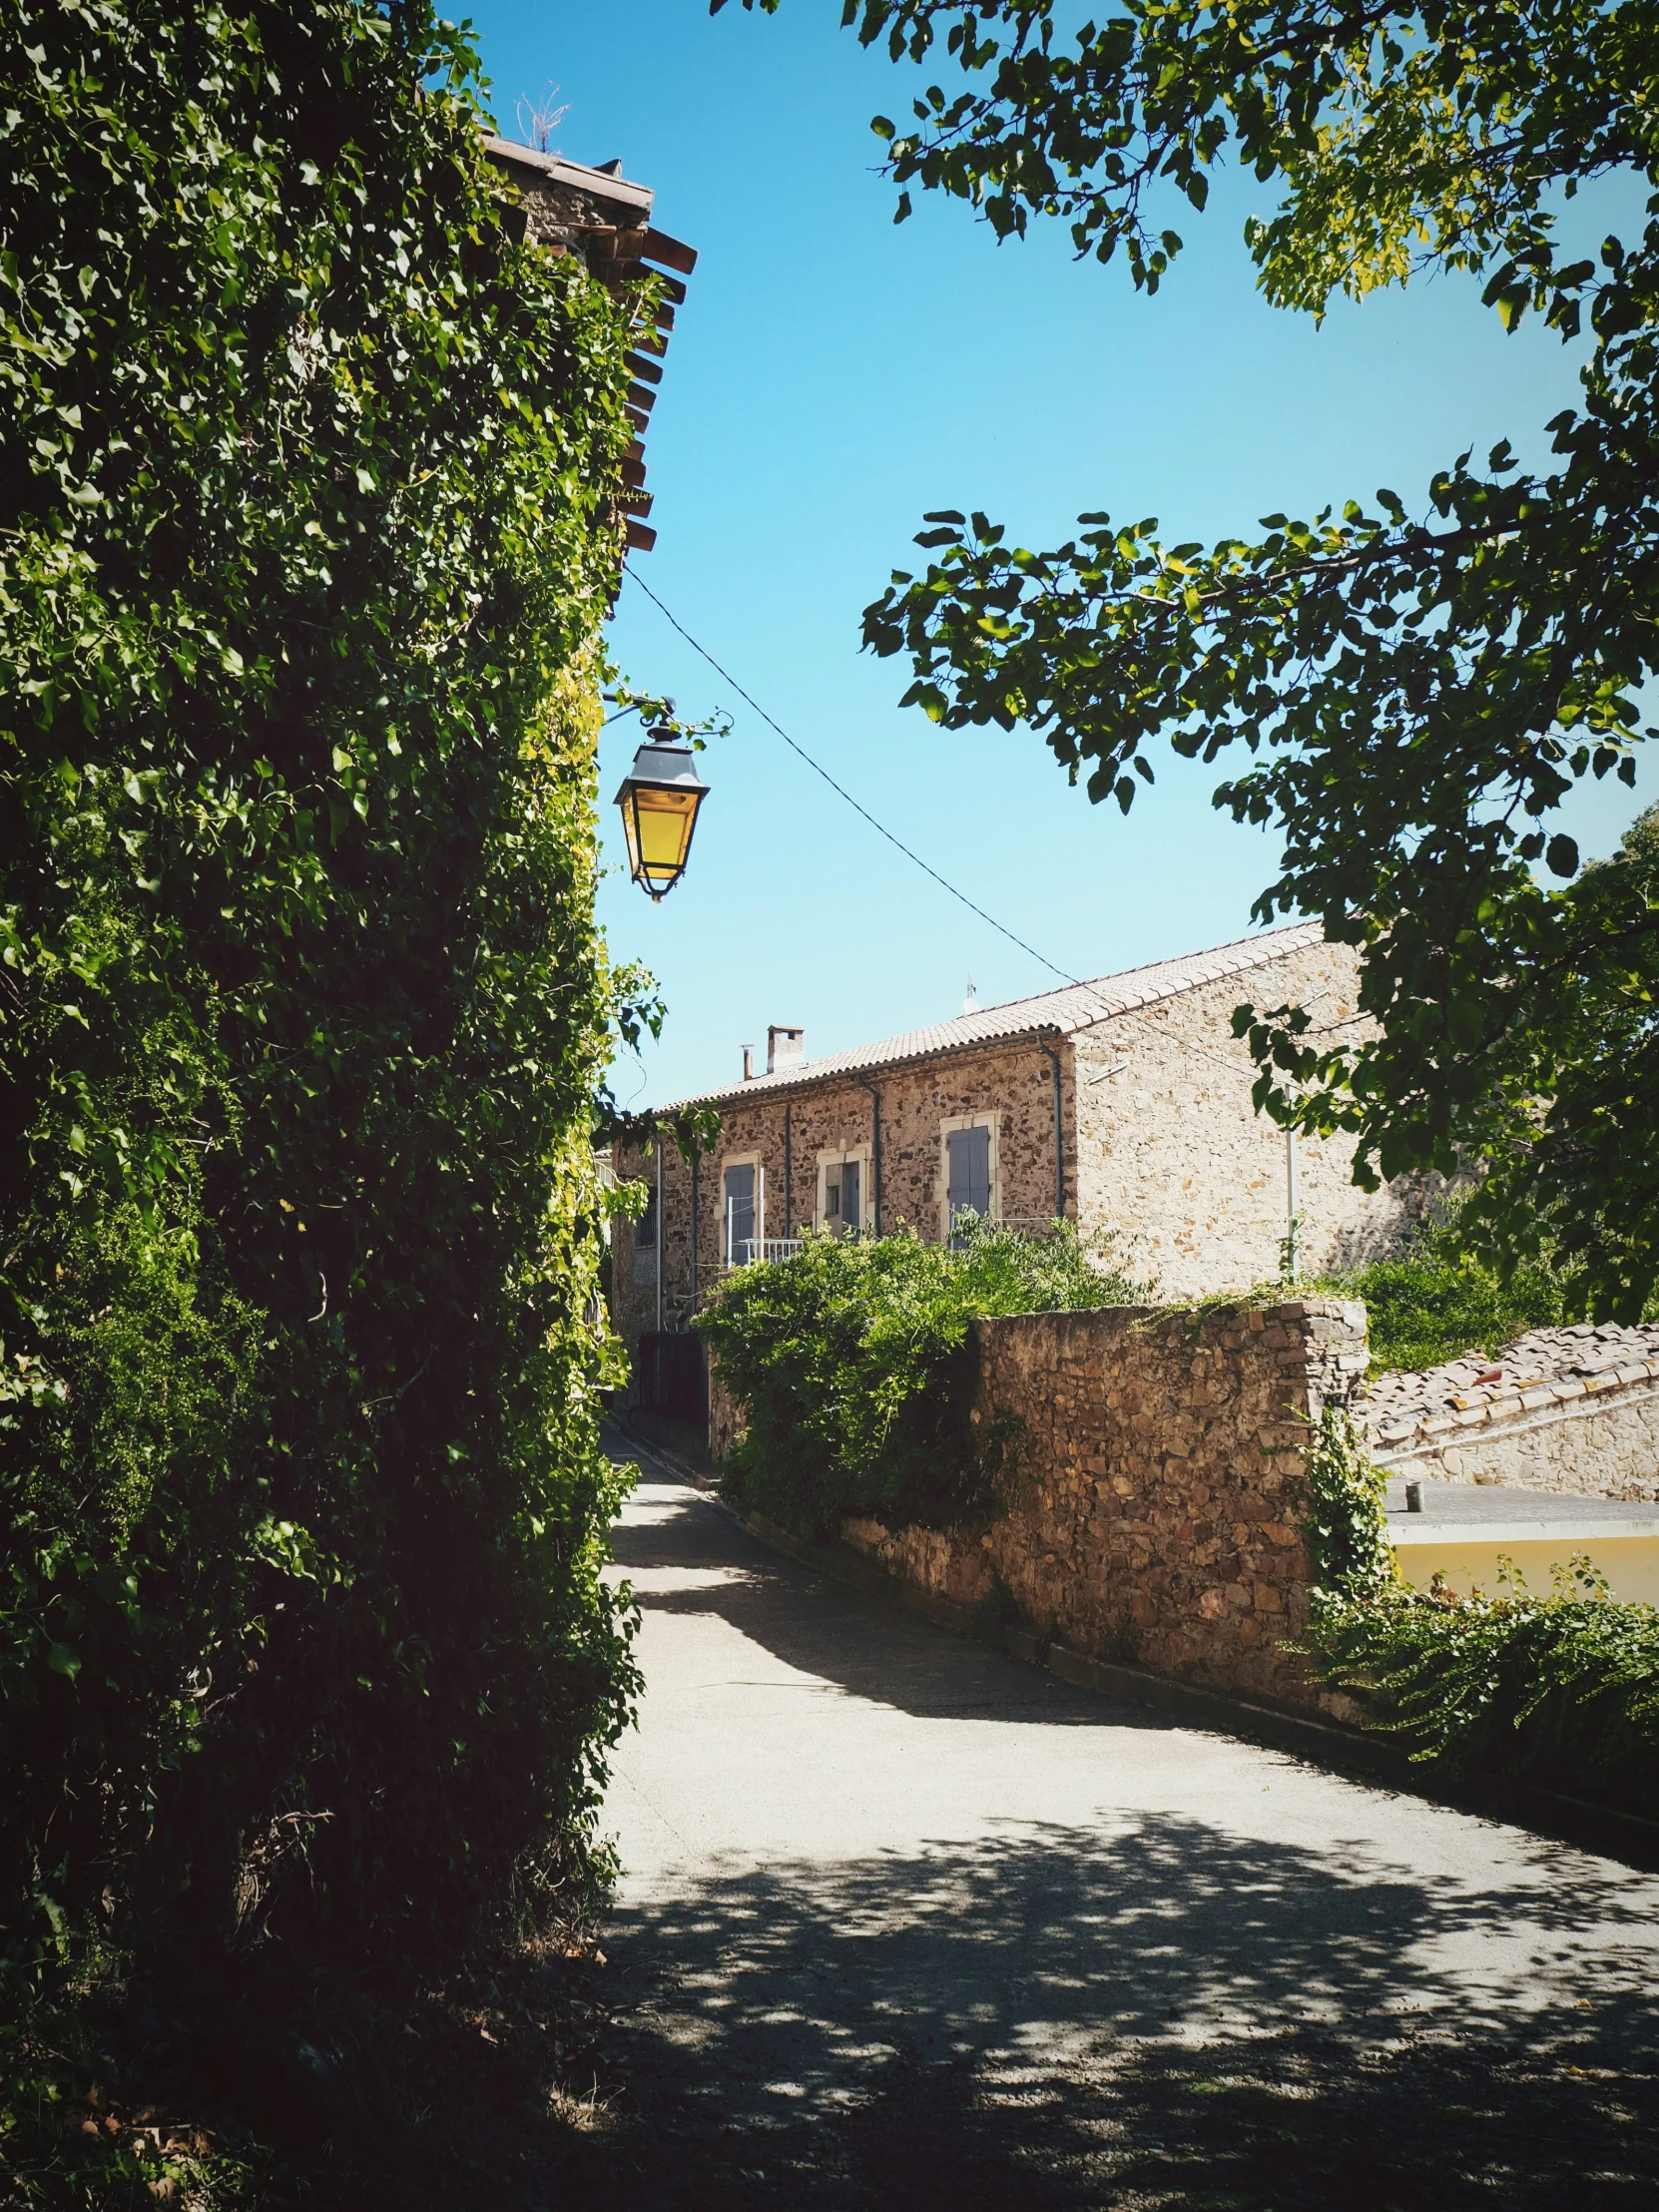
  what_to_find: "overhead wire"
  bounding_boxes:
[623,562,1077,983]
[622,565,1283,1083]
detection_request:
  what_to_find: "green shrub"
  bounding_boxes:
[1,0,645,2024]
[694,1218,1147,1537]
[1297,1408,1659,1815]
[1297,1401,1394,1595]
[1309,1207,1564,1372]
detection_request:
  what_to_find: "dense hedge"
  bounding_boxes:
[1298,1409,1659,1816]
[695,1220,1145,1536]
[1,0,647,2011]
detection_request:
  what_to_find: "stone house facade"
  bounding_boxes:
[612,923,1423,1401]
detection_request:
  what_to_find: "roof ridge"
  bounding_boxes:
[982,918,1319,1026]
[650,919,1324,1111]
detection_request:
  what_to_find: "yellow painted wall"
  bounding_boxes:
[1391,1534,1659,1606]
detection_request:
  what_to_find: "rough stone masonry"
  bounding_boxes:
[712,1297,1373,1717]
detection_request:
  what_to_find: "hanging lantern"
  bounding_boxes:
[613,740,711,900]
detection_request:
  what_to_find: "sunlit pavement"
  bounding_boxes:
[590,1439,1659,2206]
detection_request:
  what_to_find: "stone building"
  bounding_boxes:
[613,923,1425,1409]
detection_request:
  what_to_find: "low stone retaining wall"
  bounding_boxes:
[710,1298,1369,1716]
[1375,1382,1659,1498]
[707,1359,743,1466]
[1368,1329,1659,1501]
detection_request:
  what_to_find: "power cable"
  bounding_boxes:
[623,562,1075,982]
[622,565,1282,1082]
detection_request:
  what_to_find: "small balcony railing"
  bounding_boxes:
[728,1236,805,1269]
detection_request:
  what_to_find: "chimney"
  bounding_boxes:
[767,1024,806,1075]
[742,1043,754,1081]
[963,977,979,1015]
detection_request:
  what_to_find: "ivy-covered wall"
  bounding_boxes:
[2,0,651,2003]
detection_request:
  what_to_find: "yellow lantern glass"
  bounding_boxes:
[613,740,710,900]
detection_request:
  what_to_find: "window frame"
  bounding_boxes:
[630,1173,658,1287]
[938,1111,1001,1241]
[720,1151,764,1267]
[815,1143,872,1236]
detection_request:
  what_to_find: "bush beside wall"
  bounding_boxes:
[694,1221,1143,1536]
[1307,1210,1564,1374]
[1299,1410,1659,1817]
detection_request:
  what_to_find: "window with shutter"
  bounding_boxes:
[817,1149,870,1238]
[723,1163,755,1263]
[633,1182,658,1286]
[839,1159,860,1236]
[946,1125,992,1240]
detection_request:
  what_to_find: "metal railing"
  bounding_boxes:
[723,1220,1072,1269]
[728,1236,806,1268]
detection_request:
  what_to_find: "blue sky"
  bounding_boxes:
[467,2,1656,1108]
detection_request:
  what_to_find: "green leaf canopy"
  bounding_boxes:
[2,0,647,1991]
[730,1,1659,1317]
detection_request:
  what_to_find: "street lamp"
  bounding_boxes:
[613,739,711,900]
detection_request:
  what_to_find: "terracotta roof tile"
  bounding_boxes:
[1368,1322,1659,1454]
[657,920,1327,1109]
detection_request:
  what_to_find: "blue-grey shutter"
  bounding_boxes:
[947,1127,992,1224]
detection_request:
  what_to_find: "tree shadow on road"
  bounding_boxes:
[571,1809,1659,2211]
[608,1470,1154,1726]
[591,1465,1659,2209]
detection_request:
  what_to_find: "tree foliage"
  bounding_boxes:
[726,0,1659,1319]
[696,1218,1146,1535]
[1,0,648,2002]
[1308,1200,1568,1372]
[1298,1403,1393,1598]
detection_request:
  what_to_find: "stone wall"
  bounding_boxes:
[712,1297,1370,1716]
[1072,938,1430,1300]
[706,1351,743,1467]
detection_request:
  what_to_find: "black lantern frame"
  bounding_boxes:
[613,739,711,900]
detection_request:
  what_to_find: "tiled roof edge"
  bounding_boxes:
[481,136,656,215]
[647,920,1326,1114]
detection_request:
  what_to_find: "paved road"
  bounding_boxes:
[591,1441,1659,2208]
